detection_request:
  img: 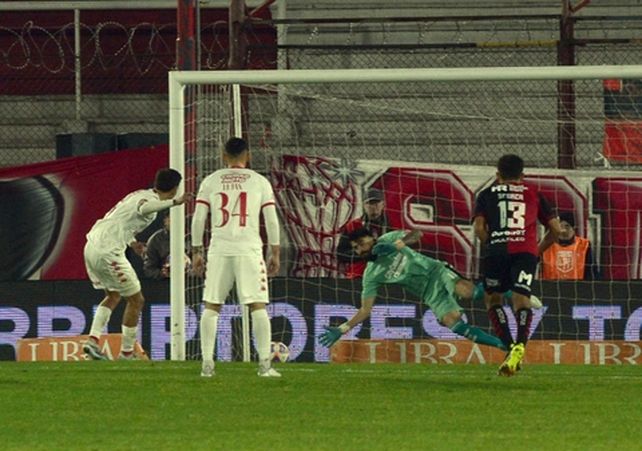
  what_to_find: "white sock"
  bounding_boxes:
[89,306,112,341]
[251,308,271,362]
[121,325,138,353]
[200,309,219,362]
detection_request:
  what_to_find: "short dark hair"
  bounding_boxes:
[154,168,182,192]
[497,154,524,180]
[225,137,248,157]
[347,227,373,242]
[558,211,575,228]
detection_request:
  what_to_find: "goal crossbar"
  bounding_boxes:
[169,65,642,87]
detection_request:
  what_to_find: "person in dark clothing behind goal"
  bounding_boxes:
[336,188,389,278]
[473,154,562,376]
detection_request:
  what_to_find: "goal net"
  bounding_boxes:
[169,66,642,364]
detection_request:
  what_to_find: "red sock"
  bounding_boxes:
[487,305,514,349]
[516,308,533,345]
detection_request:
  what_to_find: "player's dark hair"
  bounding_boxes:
[225,137,248,157]
[558,211,575,228]
[154,168,182,192]
[347,227,373,242]
[497,154,524,181]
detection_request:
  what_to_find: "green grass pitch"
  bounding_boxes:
[0,362,640,450]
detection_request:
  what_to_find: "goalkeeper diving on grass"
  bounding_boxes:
[319,228,507,352]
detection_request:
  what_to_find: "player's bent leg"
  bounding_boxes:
[119,291,145,359]
[503,290,542,308]
[486,293,515,350]
[201,360,215,378]
[84,290,120,361]
[250,303,281,378]
[83,338,109,361]
[529,294,543,309]
[496,291,531,376]
[200,302,222,377]
[453,279,475,301]
[499,343,526,377]
[88,291,120,341]
[442,311,507,351]
[511,291,533,346]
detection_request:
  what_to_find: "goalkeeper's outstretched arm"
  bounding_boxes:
[343,296,375,331]
[372,230,423,257]
[318,297,375,347]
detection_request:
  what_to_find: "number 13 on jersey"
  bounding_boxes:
[498,200,525,229]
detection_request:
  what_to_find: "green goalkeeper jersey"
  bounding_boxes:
[361,231,463,319]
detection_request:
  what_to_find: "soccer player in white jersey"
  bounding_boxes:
[191,137,281,378]
[83,168,187,360]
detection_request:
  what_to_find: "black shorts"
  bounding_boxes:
[482,253,538,296]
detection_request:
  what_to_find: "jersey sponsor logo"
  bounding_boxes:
[220,174,251,184]
[384,253,407,279]
[491,184,527,193]
[491,229,526,238]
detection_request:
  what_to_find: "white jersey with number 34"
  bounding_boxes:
[196,167,276,255]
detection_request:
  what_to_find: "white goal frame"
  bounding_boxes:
[168,64,642,360]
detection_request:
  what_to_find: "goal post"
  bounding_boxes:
[169,65,642,362]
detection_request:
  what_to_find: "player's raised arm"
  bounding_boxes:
[137,169,187,216]
[138,194,190,215]
[318,296,376,347]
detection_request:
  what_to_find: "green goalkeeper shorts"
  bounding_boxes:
[421,264,463,322]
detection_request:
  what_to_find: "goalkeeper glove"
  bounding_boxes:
[372,242,397,257]
[318,326,343,347]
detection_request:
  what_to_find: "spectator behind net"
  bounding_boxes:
[540,211,599,280]
[336,187,389,278]
[143,212,170,279]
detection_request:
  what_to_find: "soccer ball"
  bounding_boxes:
[270,341,290,363]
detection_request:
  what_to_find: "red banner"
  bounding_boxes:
[602,79,642,163]
[603,121,642,163]
[0,146,168,280]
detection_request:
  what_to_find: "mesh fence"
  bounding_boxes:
[1,10,641,168]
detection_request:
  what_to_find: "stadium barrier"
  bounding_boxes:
[1,279,640,363]
[16,333,147,362]
[331,340,642,365]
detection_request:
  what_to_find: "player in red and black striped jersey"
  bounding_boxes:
[473,154,562,375]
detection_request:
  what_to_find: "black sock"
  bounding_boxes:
[516,308,533,345]
[487,305,514,349]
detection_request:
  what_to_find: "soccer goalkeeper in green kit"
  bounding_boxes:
[319,228,507,352]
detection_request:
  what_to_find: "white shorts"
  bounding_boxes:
[203,252,269,305]
[84,242,141,297]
